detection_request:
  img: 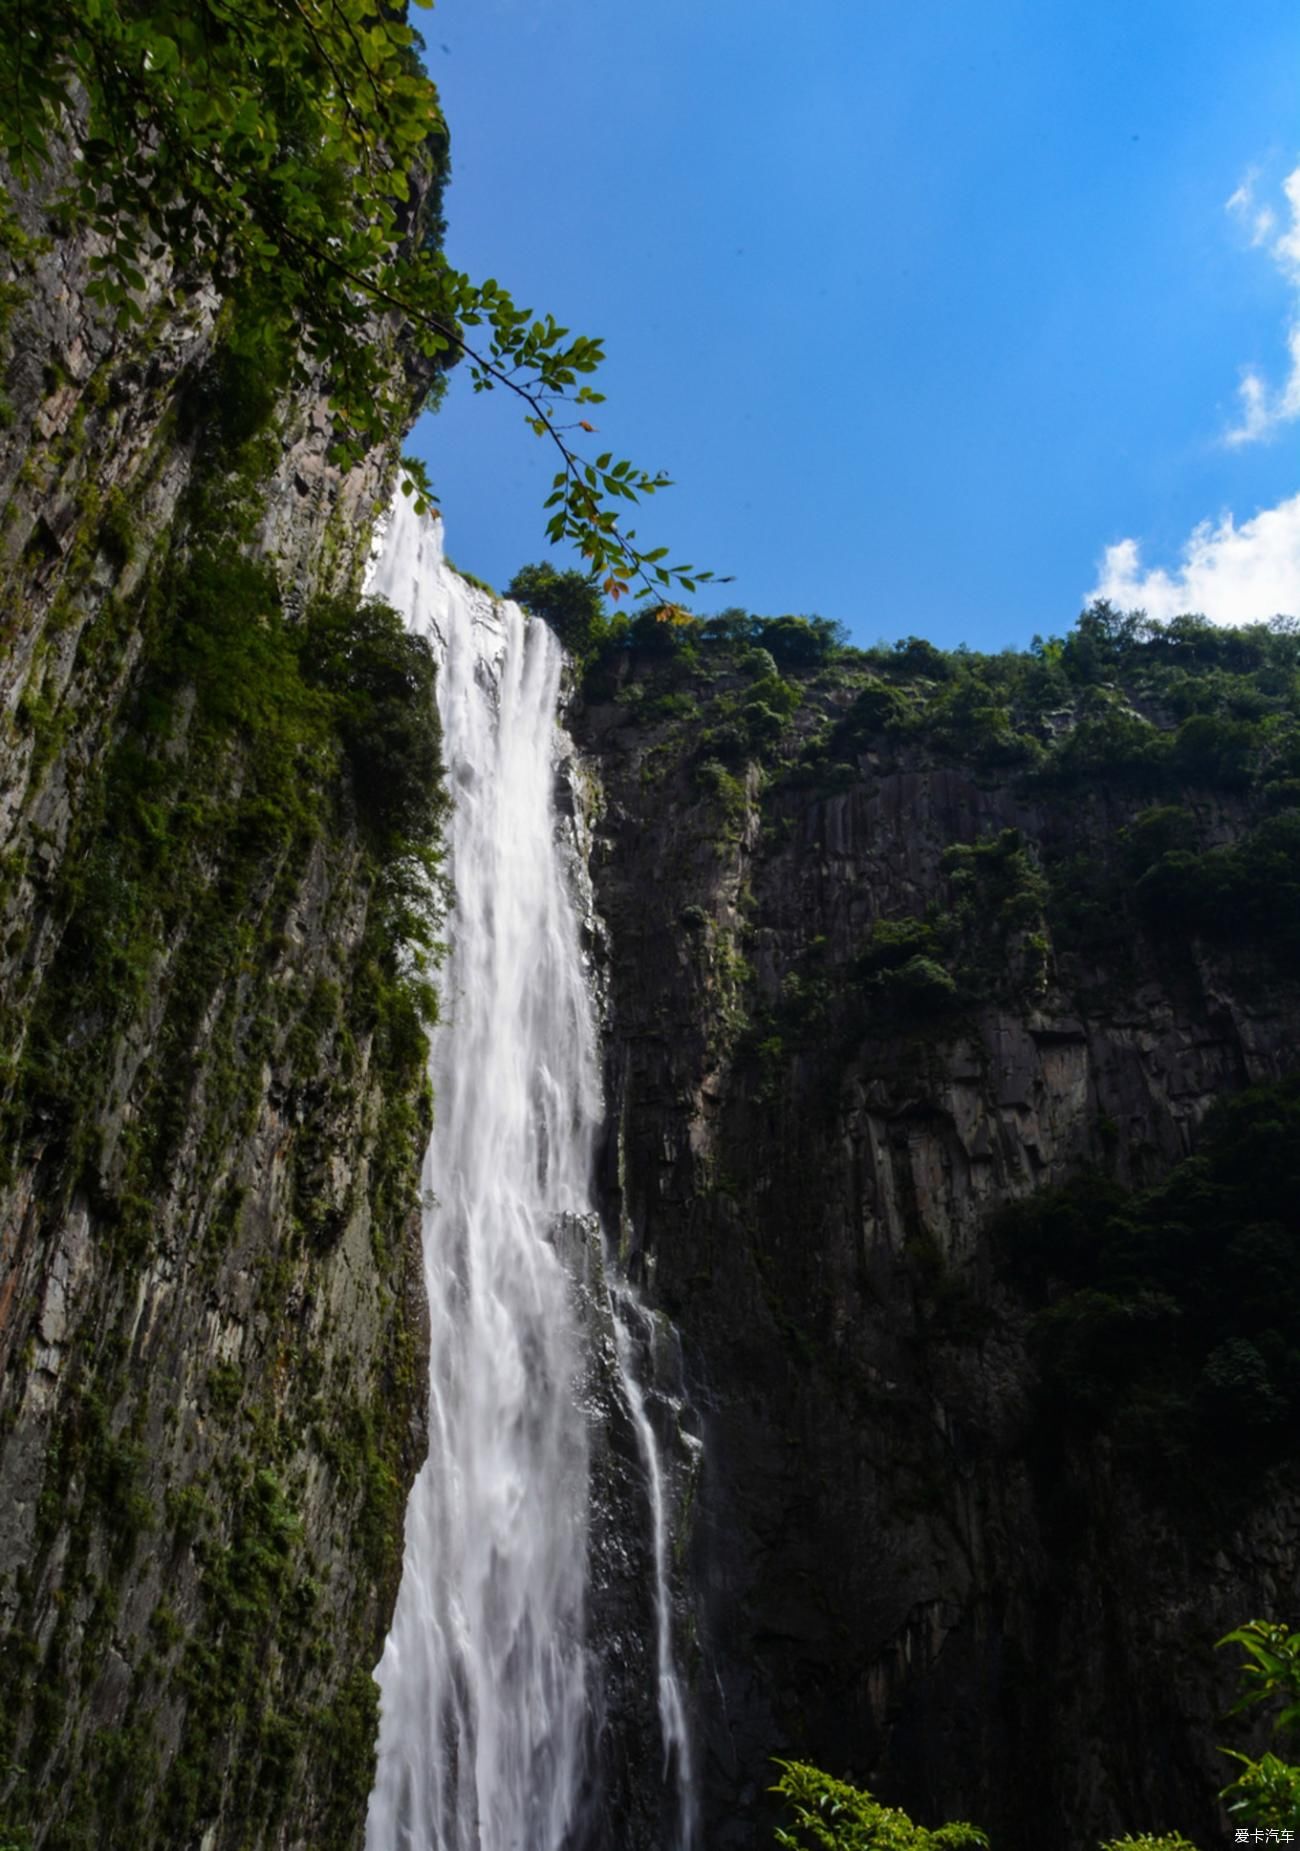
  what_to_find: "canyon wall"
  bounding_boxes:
[575,630,1300,1849]
[0,147,445,1850]
[3,101,1298,1851]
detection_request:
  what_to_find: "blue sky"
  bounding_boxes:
[407,0,1300,649]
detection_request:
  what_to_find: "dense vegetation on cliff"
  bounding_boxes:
[528,574,1300,1036]
[575,591,1300,1478]
[555,583,1300,994]
[518,580,1300,1524]
[1000,1076,1300,1482]
[570,574,1300,1847]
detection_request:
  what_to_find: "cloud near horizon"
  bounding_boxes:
[1089,168,1300,628]
[1089,493,1300,624]
[1224,166,1300,446]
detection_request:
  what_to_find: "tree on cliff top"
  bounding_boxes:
[0,0,718,600]
[505,563,611,660]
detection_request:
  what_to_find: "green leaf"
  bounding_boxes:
[0,0,714,597]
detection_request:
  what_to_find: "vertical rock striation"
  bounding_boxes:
[0,139,446,1849]
[574,639,1300,1850]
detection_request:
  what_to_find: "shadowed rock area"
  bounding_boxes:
[573,621,1300,1849]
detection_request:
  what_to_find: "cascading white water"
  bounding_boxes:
[363,497,694,1851]
[610,1290,696,1847]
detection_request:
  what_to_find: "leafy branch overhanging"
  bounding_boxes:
[0,0,721,599]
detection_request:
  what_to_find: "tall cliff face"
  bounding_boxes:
[0,146,445,1850]
[573,629,1300,1850]
[5,87,1299,1851]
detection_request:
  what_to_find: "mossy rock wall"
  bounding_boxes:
[0,150,440,1851]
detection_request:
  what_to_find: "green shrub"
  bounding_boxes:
[760,614,844,669]
[856,917,938,975]
[741,700,787,747]
[875,954,958,1010]
[1099,1836,1200,1850]
[944,830,1045,919]
[1219,1753,1300,1833]
[1168,712,1260,789]
[1218,1621,1300,1833]
[885,636,953,681]
[303,594,444,850]
[698,719,750,762]
[695,758,748,822]
[628,604,701,655]
[1038,702,1168,790]
[747,672,801,718]
[925,677,1039,766]
[506,562,609,661]
[644,690,700,722]
[1135,811,1300,972]
[1120,805,1198,874]
[693,609,844,666]
[839,678,913,742]
[997,1077,1300,1478]
[773,1761,987,1850]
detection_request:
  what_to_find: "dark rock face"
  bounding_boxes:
[554,745,703,1851]
[563,1213,696,1851]
[0,148,439,1850]
[573,660,1300,1851]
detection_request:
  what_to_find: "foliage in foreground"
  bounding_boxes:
[772,1762,987,1851]
[774,1619,1300,1849]
[1219,1621,1300,1831]
[0,0,716,596]
[1097,1837,1200,1850]
[771,1763,1204,1851]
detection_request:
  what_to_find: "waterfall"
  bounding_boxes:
[363,498,695,1851]
[609,1290,696,1845]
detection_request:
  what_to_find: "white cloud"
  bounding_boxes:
[1224,164,1300,446]
[1089,493,1300,624]
[1087,171,1300,628]
[1276,167,1300,275]
[1226,172,1277,247]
